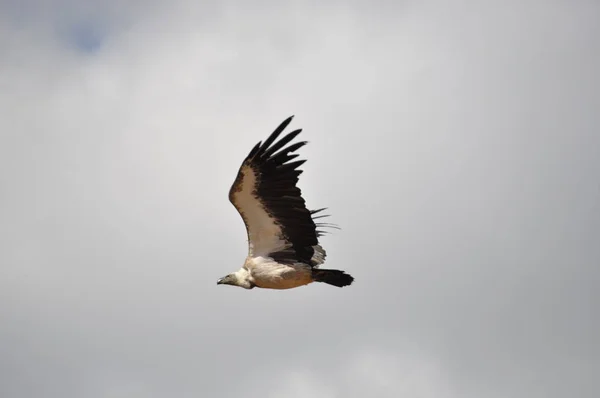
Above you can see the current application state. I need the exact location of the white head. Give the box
[216,268,255,289]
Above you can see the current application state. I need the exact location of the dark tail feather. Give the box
[312,269,354,288]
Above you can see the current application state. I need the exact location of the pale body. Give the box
[229,257,313,290]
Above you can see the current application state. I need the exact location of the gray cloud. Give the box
[1,0,598,397]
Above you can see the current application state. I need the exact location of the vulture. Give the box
[217,116,354,290]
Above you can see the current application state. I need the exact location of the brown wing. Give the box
[228,116,333,266]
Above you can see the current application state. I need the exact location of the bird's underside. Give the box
[243,257,314,290]
[217,115,354,290]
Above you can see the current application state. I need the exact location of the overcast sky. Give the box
[1,1,599,397]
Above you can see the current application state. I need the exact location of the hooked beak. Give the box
[217,274,236,287]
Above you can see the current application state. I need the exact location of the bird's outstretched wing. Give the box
[228,116,334,267]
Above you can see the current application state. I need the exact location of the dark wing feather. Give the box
[228,116,335,266]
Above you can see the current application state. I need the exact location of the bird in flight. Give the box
[217,116,354,290]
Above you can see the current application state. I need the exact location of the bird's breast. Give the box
[248,258,313,290]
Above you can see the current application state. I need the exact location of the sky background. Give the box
[1,1,599,397]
